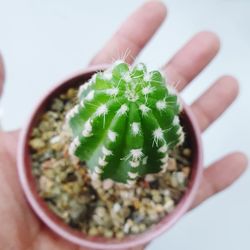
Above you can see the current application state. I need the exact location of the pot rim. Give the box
[17,64,203,250]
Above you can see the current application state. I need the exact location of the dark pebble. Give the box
[149,180,159,189]
[69,219,81,229]
[44,197,57,205]
[64,172,77,182]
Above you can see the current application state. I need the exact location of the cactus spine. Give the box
[66,61,184,184]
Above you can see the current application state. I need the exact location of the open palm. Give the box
[0,2,247,250]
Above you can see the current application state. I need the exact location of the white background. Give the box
[0,0,250,249]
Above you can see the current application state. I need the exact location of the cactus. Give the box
[66,60,184,184]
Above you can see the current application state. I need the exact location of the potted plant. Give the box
[18,60,202,249]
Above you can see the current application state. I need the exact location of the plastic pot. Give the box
[18,65,203,250]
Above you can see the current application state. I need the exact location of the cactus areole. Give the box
[66,61,184,184]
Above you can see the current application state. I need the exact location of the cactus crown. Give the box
[66,61,184,184]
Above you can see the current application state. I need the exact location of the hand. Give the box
[0,2,247,250]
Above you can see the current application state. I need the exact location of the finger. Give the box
[89,1,167,65]
[0,53,5,96]
[191,152,248,209]
[163,31,220,91]
[191,75,239,132]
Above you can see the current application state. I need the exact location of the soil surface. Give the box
[29,87,192,239]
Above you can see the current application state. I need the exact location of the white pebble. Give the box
[164,198,174,213]
[102,179,114,190]
[145,174,155,182]
[113,203,121,213]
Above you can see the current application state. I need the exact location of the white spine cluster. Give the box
[131,122,141,136]
[94,166,103,174]
[144,72,152,82]
[98,157,108,166]
[158,144,168,153]
[139,104,150,115]
[82,119,93,137]
[102,71,113,81]
[85,90,95,101]
[66,105,80,122]
[153,128,164,146]
[102,146,113,156]
[93,147,113,177]
[130,148,144,161]
[156,99,167,111]
[122,72,132,82]
[177,127,185,145]
[78,79,93,98]
[129,160,140,168]
[173,116,180,126]
[95,104,108,117]
[106,87,119,96]
[160,154,169,173]
[69,137,80,155]
[128,172,138,179]
[142,86,154,95]
[117,104,128,116]
[108,130,117,142]
[80,99,85,108]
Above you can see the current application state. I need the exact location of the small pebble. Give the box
[145,174,155,182]
[168,158,177,171]
[183,148,192,157]
[50,135,61,144]
[66,88,76,99]
[123,219,133,234]
[88,227,98,236]
[176,172,186,185]
[131,225,140,234]
[113,203,121,213]
[95,207,107,218]
[116,231,124,239]
[104,230,113,238]
[30,138,45,150]
[155,204,164,213]
[164,197,174,213]
[182,166,191,177]
[51,99,64,112]
[102,179,114,190]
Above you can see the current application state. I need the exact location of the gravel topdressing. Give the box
[30,87,192,239]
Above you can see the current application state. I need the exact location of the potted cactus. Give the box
[18,61,202,249]
[67,61,184,184]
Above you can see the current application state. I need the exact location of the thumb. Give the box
[0,53,5,96]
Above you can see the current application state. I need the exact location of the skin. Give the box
[0,1,248,250]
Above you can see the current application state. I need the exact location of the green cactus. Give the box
[66,60,184,184]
